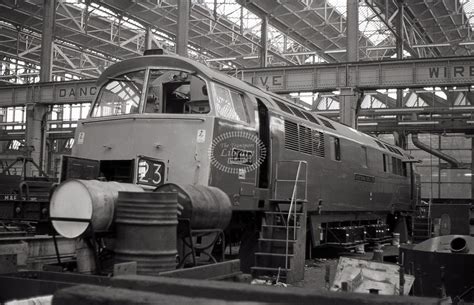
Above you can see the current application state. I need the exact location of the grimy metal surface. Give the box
[236,55,474,93]
[114,191,178,275]
[0,79,97,107]
[155,183,232,230]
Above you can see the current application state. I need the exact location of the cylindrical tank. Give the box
[114,191,178,275]
[154,184,232,230]
[49,179,143,238]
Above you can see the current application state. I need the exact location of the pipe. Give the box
[410,134,460,169]
[450,236,469,254]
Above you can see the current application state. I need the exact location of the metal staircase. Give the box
[251,161,307,283]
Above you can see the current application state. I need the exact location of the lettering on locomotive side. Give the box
[354,173,375,183]
[428,66,474,78]
[58,86,97,99]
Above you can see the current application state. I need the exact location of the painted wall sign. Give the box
[57,85,97,100]
[427,66,474,78]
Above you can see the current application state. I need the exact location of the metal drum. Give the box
[154,184,232,230]
[50,179,143,238]
[114,191,178,275]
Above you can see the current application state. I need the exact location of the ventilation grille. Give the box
[312,131,325,157]
[284,120,299,151]
[284,120,325,157]
[319,118,336,130]
[299,126,313,155]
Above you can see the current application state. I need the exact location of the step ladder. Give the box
[412,203,432,243]
[251,160,307,283]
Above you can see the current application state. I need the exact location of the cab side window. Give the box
[213,83,249,123]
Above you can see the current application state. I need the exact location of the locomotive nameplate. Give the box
[354,173,375,183]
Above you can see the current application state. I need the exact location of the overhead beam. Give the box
[236,55,474,93]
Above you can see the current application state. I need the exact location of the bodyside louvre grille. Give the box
[299,125,313,155]
[312,131,325,157]
[284,120,299,151]
[284,120,326,157]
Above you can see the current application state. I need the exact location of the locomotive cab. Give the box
[71,55,264,210]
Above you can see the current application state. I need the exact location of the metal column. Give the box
[176,0,190,57]
[346,0,358,62]
[144,26,153,51]
[39,0,55,81]
[25,0,55,175]
[260,15,268,68]
[340,0,359,128]
[395,0,407,148]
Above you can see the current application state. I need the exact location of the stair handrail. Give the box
[285,160,303,270]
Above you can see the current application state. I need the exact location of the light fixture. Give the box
[242,55,259,60]
[398,121,439,125]
[412,43,451,48]
[358,122,378,126]
[282,51,317,56]
[374,108,425,113]
[205,57,237,62]
[46,130,73,134]
[449,106,474,111]
[324,49,346,54]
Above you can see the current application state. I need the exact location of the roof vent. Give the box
[144,48,164,56]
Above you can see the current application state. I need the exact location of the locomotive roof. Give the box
[99,54,412,159]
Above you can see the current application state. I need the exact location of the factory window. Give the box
[92,69,145,117]
[330,136,341,161]
[144,69,210,114]
[7,139,23,150]
[213,83,248,123]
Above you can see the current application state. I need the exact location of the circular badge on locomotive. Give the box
[208,131,266,175]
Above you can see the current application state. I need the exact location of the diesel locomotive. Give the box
[51,52,419,276]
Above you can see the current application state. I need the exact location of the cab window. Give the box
[212,83,248,123]
[91,70,145,117]
[144,69,210,114]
